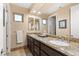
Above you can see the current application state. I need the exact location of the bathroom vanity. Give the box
[26,34,67,56]
[25,34,79,56]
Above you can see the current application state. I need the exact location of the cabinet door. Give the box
[27,36,30,48]
[40,50,48,56]
[30,38,33,54]
[28,37,31,50]
[33,45,40,56]
[27,36,33,53]
[41,43,66,56]
[33,39,40,56]
[34,39,40,47]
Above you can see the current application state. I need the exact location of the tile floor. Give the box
[7,48,32,56]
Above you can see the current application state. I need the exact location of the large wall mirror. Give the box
[28,16,40,31]
[35,19,40,30]
[28,17,34,31]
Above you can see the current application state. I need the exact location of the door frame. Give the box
[48,16,56,35]
[3,3,11,55]
[5,4,11,54]
[0,3,4,55]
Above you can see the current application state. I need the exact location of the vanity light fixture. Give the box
[33,10,36,13]
[38,11,41,14]
[37,11,41,15]
[37,12,41,15]
[31,10,42,15]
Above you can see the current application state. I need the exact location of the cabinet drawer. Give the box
[31,43,34,51]
[33,45,40,55]
[41,43,65,56]
[34,40,40,47]
[33,52,39,56]
[27,36,33,42]
[40,50,48,56]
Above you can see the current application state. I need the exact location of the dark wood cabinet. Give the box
[27,35,67,56]
[33,45,40,56]
[40,42,66,56]
[40,50,48,56]
[27,35,34,54]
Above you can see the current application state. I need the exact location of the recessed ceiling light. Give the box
[32,10,36,13]
[37,11,41,14]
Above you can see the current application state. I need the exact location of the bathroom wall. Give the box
[9,3,76,49]
[56,6,70,36]
[10,4,29,49]
[49,4,77,36]
[10,4,48,49]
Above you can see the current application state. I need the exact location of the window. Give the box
[43,20,46,24]
[14,13,23,22]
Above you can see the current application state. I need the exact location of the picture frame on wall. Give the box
[59,20,67,28]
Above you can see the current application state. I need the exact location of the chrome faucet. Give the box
[57,36,65,41]
[57,35,71,42]
[67,35,73,43]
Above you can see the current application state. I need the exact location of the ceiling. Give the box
[13,3,33,8]
[13,3,70,15]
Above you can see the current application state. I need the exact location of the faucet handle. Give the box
[57,35,62,39]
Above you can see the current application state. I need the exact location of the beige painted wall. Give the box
[10,4,48,49]
[49,4,77,36]
[56,6,70,36]
[10,4,29,49]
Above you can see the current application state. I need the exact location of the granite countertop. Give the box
[27,34,79,56]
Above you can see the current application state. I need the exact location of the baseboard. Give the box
[11,46,27,51]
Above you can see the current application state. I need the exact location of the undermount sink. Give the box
[37,34,48,37]
[49,39,69,46]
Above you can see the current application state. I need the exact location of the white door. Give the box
[71,4,79,39]
[0,3,4,55]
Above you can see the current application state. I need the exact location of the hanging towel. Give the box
[16,30,23,43]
